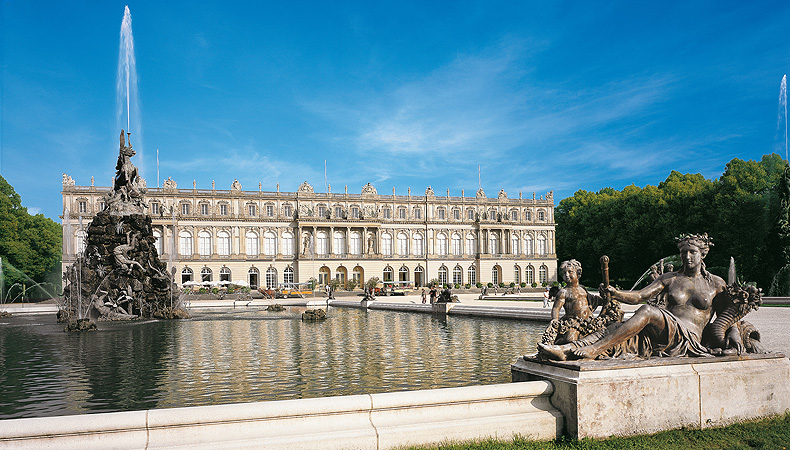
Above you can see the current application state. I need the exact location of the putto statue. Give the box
[538,233,763,360]
[60,131,185,330]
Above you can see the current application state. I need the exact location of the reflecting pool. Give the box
[0,307,544,419]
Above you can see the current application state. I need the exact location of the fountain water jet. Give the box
[779,75,787,160]
[117,6,143,176]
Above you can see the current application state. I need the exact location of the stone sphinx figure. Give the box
[538,233,762,361]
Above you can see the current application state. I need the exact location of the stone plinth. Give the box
[432,303,455,314]
[512,353,790,439]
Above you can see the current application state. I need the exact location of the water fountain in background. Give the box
[780,75,787,160]
[60,131,187,331]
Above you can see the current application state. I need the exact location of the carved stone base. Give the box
[512,353,790,439]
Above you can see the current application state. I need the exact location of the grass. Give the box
[402,413,790,450]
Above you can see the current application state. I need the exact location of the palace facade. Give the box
[61,176,557,290]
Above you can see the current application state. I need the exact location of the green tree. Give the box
[0,176,62,300]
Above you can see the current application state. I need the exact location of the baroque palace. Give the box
[62,175,557,290]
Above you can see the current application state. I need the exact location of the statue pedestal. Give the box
[512,353,790,439]
[432,303,455,315]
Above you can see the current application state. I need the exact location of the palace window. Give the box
[350,231,362,255]
[383,266,393,282]
[198,231,212,256]
[351,206,359,218]
[219,204,228,216]
[510,209,518,221]
[492,266,500,285]
[264,231,277,256]
[453,266,463,285]
[217,231,231,256]
[438,266,448,286]
[318,205,327,217]
[399,266,409,282]
[381,233,393,256]
[75,230,87,254]
[437,233,448,256]
[524,210,532,221]
[382,207,391,219]
[466,234,476,255]
[525,235,534,254]
[451,233,462,256]
[200,203,210,215]
[316,231,328,255]
[151,202,160,215]
[181,267,193,284]
[181,203,190,215]
[78,200,87,214]
[413,207,422,219]
[283,204,293,218]
[514,265,521,284]
[179,231,193,256]
[452,208,460,220]
[526,265,535,285]
[245,231,259,256]
[398,207,406,219]
[397,232,409,256]
[437,208,446,220]
[333,231,346,255]
[99,201,106,212]
[412,234,423,256]
[201,267,212,282]
[467,265,477,285]
[335,206,343,218]
[284,266,295,284]
[267,205,275,217]
[488,209,497,220]
[248,267,259,290]
[153,229,163,255]
[467,208,475,220]
[511,235,519,255]
[537,235,547,255]
[539,265,548,284]
[248,204,256,216]
[489,234,499,255]
[538,210,546,221]
[282,232,294,256]
[220,267,231,282]
[266,267,277,289]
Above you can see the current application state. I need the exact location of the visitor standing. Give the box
[429,286,437,304]
[542,286,550,308]
[421,288,427,304]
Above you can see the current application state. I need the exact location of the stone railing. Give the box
[0,382,562,450]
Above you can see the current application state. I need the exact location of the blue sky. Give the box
[2,1,790,221]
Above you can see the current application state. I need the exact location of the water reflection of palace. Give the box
[62,178,557,289]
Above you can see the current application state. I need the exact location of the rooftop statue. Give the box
[538,233,763,360]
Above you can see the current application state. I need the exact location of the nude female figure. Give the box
[539,233,729,360]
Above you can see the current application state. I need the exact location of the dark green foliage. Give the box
[556,154,786,288]
[0,175,62,298]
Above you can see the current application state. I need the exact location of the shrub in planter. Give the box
[509,282,515,288]
[465,283,471,289]
[531,282,538,288]
[498,282,505,288]
[487,282,494,288]
[476,282,483,288]
[520,282,526,287]
[454,283,460,289]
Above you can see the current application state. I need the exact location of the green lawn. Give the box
[403,413,790,450]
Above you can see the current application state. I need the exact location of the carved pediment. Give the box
[361,183,377,195]
[298,181,314,193]
[498,189,507,199]
[476,188,486,199]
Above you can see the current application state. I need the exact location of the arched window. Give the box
[284,266,295,284]
[524,235,534,255]
[248,267,259,290]
[524,209,532,221]
[318,266,330,286]
[467,265,477,286]
[152,229,163,255]
[282,232,294,256]
[266,267,277,288]
[179,230,193,256]
[353,266,364,285]
[452,266,463,285]
[514,265,521,284]
[398,266,409,282]
[349,231,362,255]
[181,267,193,284]
[492,266,500,285]
[245,231,259,256]
[75,229,87,255]
[539,265,548,284]
[451,233,462,256]
[201,267,212,282]
[466,208,475,220]
[412,233,424,256]
[264,231,277,256]
[537,235,547,255]
[452,208,460,220]
[217,231,231,256]
[413,207,422,219]
[383,266,394,282]
[510,209,518,221]
[397,232,409,256]
[511,235,519,255]
[316,231,329,256]
[414,266,424,287]
[466,234,476,255]
[381,232,393,256]
[526,265,535,285]
[198,230,212,256]
[333,231,346,255]
[220,267,231,282]
[437,233,448,256]
[438,266,448,286]
[489,233,498,255]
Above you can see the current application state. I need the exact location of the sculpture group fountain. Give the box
[60,131,186,330]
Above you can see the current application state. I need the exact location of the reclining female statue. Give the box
[539,233,739,360]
